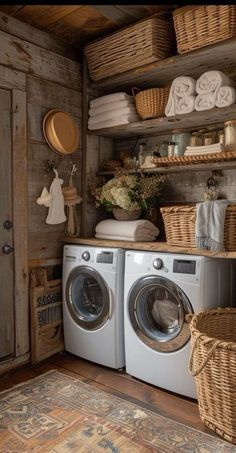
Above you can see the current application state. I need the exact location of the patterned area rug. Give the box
[0,370,235,452]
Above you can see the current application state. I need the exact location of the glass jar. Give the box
[190,131,203,147]
[159,141,168,157]
[224,120,236,151]
[138,142,146,168]
[218,129,224,146]
[171,130,191,156]
[204,132,214,146]
[168,141,175,158]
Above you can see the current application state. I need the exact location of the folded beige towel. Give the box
[88,114,139,130]
[95,233,157,242]
[95,219,160,237]
[90,93,132,108]
[88,107,137,126]
[89,99,135,116]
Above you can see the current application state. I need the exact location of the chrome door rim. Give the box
[128,275,193,352]
[65,265,110,330]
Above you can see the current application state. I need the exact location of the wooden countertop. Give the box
[62,238,236,259]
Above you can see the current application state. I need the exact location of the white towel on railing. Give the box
[195,92,217,111]
[215,86,236,107]
[176,95,196,115]
[95,219,159,237]
[90,93,133,108]
[88,114,140,130]
[195,199,229,252]
[165,76,196,116]
[88,106,137,126]
[89,99,135,116]
[196,70,233,94]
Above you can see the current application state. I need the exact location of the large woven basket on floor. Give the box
[84,15,175,81]
[173,5,236,54]
[189,307,236,443]
[133,87,169,120]
[160,204,236,250]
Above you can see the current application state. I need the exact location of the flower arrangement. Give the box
[91,168,166,213]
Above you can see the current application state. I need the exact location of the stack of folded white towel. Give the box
[195,70,235,111]
[95,219,160,241]
[165,70,236,116]
[185,142,223,156]
[88,92,140,130]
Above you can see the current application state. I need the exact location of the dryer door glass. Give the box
[129,275,193,352]
[65,266,110,330]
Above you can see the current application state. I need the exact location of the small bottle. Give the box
[159,141,168,157]
[190,132,203,147]
[218,129,224,146]
[138,142,146,168]
[168,141,175,157]
[204,132,214,146]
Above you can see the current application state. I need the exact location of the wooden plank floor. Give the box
[0,352,214,437]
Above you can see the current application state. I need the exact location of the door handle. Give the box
[2,245,13,255]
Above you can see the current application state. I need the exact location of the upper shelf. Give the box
[90,37,236,92]
[88,104,236,139]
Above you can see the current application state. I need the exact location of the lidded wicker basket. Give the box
[189,307,236,443]
[160,204,236,250]
[133,87,169,120]
[84,15,176,81]
[173,5,236,54]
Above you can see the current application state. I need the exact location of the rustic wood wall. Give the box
[0,12,82,260]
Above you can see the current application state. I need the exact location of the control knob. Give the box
[82,251,90,261]
[153,258,163,270]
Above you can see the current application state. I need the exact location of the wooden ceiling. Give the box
[0,5,177,49]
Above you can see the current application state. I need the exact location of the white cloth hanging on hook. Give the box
[46,169,66,224]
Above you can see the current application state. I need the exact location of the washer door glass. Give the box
[129,275,193,352]
[65,266,110,330]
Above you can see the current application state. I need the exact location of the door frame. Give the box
[0,68,29,368]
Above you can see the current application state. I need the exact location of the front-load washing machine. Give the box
[124,251,235,398]
[63,245,125,369]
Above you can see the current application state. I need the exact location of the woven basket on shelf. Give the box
[160,204,236,250]
[189,307,236,443]
[173,5,236,54]
[133,87,169,120]
[84,15,175,81]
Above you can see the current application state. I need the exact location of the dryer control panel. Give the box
[173,259,196,274]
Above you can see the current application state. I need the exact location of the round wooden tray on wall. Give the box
[43,109,79,155]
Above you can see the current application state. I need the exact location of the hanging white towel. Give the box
[215,86,236,108]
[195,199,229,252]
[46,169,66,224]
[196,70,233,94]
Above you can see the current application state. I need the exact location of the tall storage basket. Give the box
[189,307,236,443]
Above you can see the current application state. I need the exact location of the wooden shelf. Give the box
[91,37,236,92]
[63,237,236,259]
[88,104,236,139]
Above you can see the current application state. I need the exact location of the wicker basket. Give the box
[84,15,175,81]
[173,5,236,54]
[160,204,236,250]
[189,307,236,443]
[133,87,169,120]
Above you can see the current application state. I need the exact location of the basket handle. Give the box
[131,87,140,98]
[188,334,221,377]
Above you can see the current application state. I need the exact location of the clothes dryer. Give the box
[124,251,235,398]
[63,245,125,369]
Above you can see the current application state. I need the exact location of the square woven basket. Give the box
[173,5,236,54]
[84,15,176,81]
[160,204,236,250]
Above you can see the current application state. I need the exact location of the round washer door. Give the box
[128,275,193,352]
[65,266,110,330]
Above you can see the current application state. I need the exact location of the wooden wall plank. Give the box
[0,65,26,90]
[12,89,29,357]
[0,12,78,59]
[0,29,81,89]
[15,5,81,28]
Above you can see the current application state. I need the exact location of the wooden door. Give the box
[0,88,14,359]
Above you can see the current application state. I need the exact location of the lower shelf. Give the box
[63,237,236,259]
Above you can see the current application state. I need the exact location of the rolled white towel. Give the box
[88,114,139,130]
[196,70,233,94]
[95,233,157,242]
[195,92,216,111]
[89,99,135,116]
[90,92,132,108]
[165,76,196,117]
[215,86,236,108]
[175,95,196,115]
[88,106,138,126]
[95,219,159,237]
